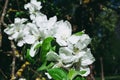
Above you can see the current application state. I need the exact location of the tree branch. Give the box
[10,41,17,80]
[0,0,9,48]
[0,68,8,79]
[0,0,9,27]
[100,57,105,80]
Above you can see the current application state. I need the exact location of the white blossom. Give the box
[4,18,28,46]
[68,34,91,50]
[24,0,42,14]
[35,15,57,39]
[24,23,40,44]
[53,20,72,46]
[4,0,95,78]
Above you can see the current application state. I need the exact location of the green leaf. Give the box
[74,30,85,36]
[40,37,54,62]
[74,76,86,80]
[37,61,47,71]
[26,49,34,63]
[68,69,86,80]
[74,76,81,80]
[48,68,67,80]
[15,11,24,17]
[79,70,86,75]
[67,69,79,80]
[47,62,54,69]
[34,43,42,50]
[37,62,54,71]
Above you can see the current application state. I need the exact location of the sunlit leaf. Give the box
[40,37,55,62]
[48,68,67,80]
[74,30,85,36]
[67,69,79,80]
[74,76,86,80]
[34,43,42,50]
[37,61,54,71]
[37,61,47,71]
[26,49,34,63]
[79,70,86,75]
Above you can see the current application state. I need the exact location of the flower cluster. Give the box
[4,0,95,79]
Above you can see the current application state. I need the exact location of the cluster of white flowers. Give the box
[4,0,95,78]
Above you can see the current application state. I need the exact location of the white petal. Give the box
[46,51,60,61]
[14,18,27,24]
[14,18,21,23]
[4,27,14,35]
[68,35,80,44]
[35,14,47,27]
[73,51,86,62]
[56,38,68,46]
[24,35,36,44]
[81,48,95,66]
[45,73,52,79]
[8,36,14,40]
[17,40,25,47]
[24,3,30,9]
[59,53,75,64]
[29,41,40,57]
[54,20,72,41]
[31,0,42,10]
[24,0,42,13]
[11,32,19,39]
[48,16,57,26]
[18,78,26,80]
[59,47,73,56]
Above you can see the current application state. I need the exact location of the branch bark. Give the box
[0,68,7,79]
[100,57,105,80]
[0,0,9,48]
[10,41,17,80]
[0,0,9,27]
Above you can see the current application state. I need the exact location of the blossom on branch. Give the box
[4,0,95,79]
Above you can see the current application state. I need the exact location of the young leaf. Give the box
[40,37,54,62]
[48,68,67,80]
[26,49,34,63]
[74,30,85,36]
[68,69,87,80]
[34,43,42,50]
[37,61,47,71]
[47,62,54,69]
[74,76,86,80]
[37,61,54,71]
[67,69,79,80]
[79,70,86,75]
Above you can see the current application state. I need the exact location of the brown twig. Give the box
[10,41,17,80]
[0,1,21,79]
[0,68,8,79]
[0,0,9,27]
[0,0,9,48]
[28,67,42,78]
[100,57,105,80]
[87,65,95,80]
